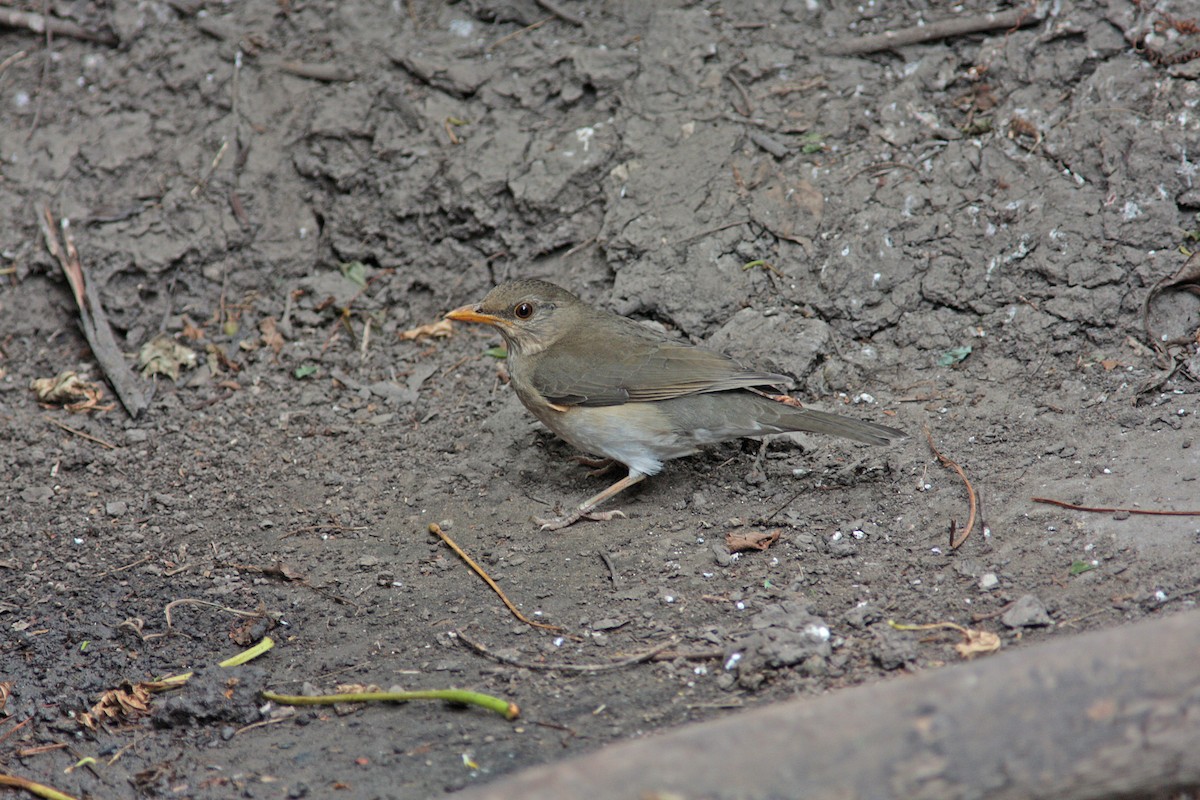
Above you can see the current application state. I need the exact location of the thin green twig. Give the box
[262,688,520,720]
[0,772,80,800]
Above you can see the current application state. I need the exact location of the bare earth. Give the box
[2,1,1199,798]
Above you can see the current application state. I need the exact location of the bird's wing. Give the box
[531,318,792,407]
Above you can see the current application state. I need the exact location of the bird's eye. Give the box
[514,302,534,319]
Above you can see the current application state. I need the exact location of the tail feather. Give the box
[773,404,906,446]
[655,391,907,446]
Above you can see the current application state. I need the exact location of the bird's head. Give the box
[445,279,585,356]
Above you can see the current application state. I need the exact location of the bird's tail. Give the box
[657,391,907,446]
[771,401,906,446]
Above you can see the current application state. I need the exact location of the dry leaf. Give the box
[80,681,158,729]
[30,371,113,413]
[954,628,1001,660]
[400,318,453,341]
[766,393,805,408]
[890,619,1001,660]
[138,334,198,380]
[205,343,242,374]
[725,529,781,553]
[259,317,284,355]
[181,315,205,341]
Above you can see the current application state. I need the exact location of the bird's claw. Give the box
[536,508,627,531]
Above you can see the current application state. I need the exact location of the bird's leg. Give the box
[535,471,646,531]
[571,455,619,477]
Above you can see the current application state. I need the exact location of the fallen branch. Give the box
[1032,497,1200,517]
[43,416,116,449]
[453,630,676,673]
[37,207,149,418]
[827,4,1047,55]
[429,523,563,632]
[925,427,978,549]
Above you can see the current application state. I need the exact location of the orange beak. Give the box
[445,304,508,327]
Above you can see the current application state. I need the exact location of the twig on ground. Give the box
[727,73,753,116]
[487,16,551,51]
[262,687,519,720]
[16,743,68,757]
[95,555,151,579]
[534,0,583,27]
[925,426,978,550]
[0,716,31,747]
[0,5,117,45]
[0,771,79,800]
[429,523,563,632]
[0,49,27,77]
[37,207,149,418]
[43,416,116,449]
[1031,497,1200,517]
[150,598,280,640]
[271,60,356,82]
[827,4,1047,55]
[453,630,676,672]
[190,139,229,197]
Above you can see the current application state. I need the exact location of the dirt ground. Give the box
[2,1,1200,797]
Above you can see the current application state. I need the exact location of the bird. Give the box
[445,279,906,530]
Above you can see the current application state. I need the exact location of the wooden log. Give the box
[458,610,1200,799]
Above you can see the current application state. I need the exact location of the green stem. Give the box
[220,636,275,667]
[0,772,80,800]
[262,688,519,720]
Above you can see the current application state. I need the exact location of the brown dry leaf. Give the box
[30,371,114,413]
[766,392,805,409]
[259,317,284,355]
[725,528,781,553]
[890,619,1001,661]
[205,343,243,374]
[138,334,199,380]
[400,318,453,341]
[335,683,381,695]
[954,628,1001,660]
[181,315,206,341]
[80,682,157,729]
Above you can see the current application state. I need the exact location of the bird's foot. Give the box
[571,456,619,477]
[535,508,627,531]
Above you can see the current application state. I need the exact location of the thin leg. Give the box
[535,471,647,531]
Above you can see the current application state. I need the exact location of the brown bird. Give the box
[446,280,906,529]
